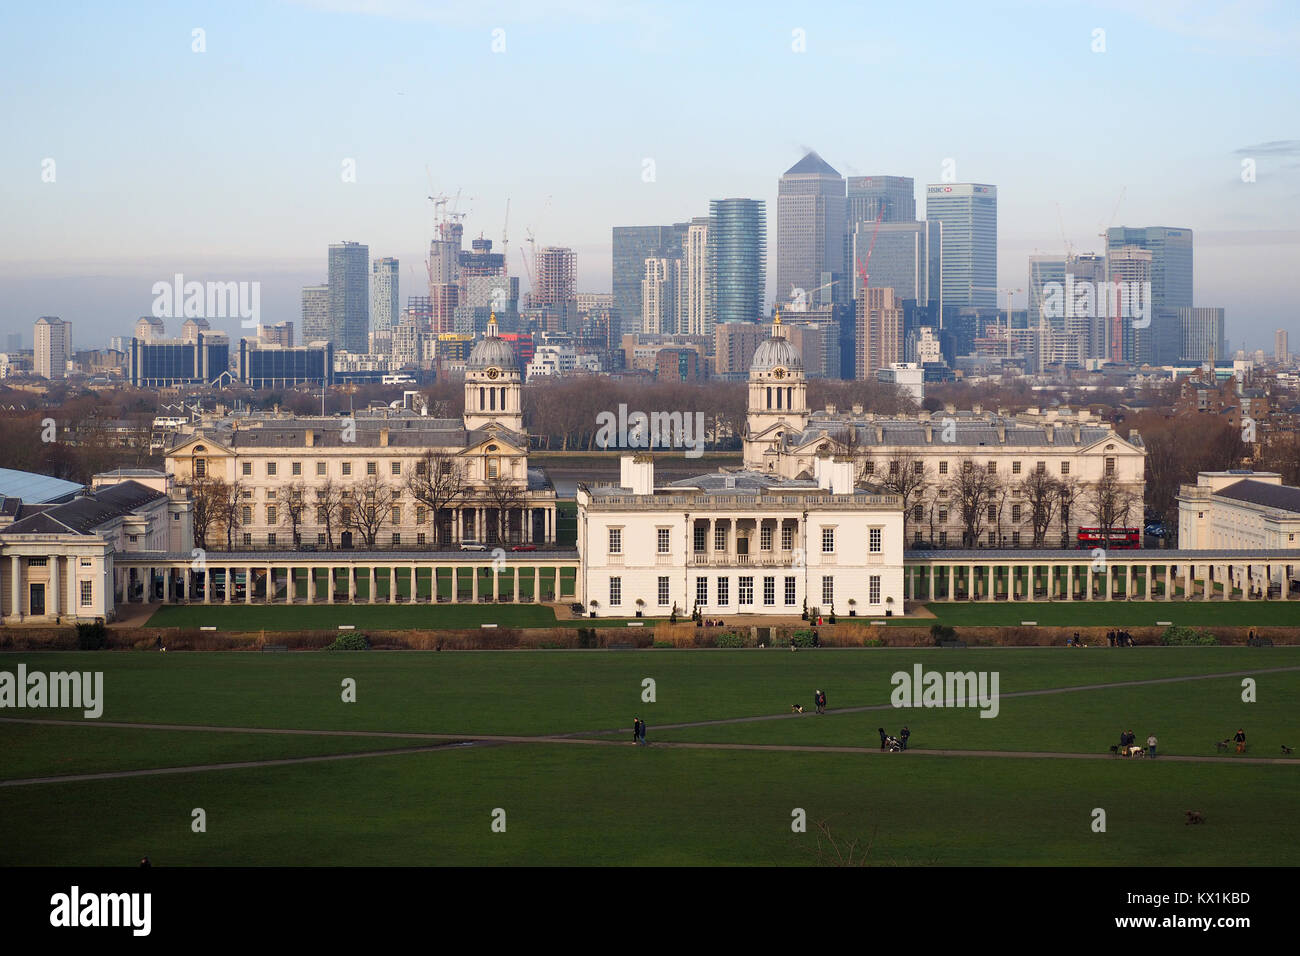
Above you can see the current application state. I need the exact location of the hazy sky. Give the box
[2,0,1297,351]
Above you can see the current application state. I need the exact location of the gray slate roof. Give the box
[787,417,1128,450]
[1,480,166,537]
[1215,479,1300,516]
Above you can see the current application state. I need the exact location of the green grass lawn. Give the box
[144,603,560,631]
[922,600,1300,628]
[2,745,1296,866]
[3,647,1297,865]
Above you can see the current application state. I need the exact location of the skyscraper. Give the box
[1106,227,1193,313]
[1276,329,1289,364]
[856,287,902,381]
[301,285,329,344]
[853,220,941,307]
[777,151,846,307]
[641,258,680,334]
[846,176,916,225]
[708,199,767,325]
[534,247,577,330]
[925,183,997,309]
[328,241,369,353]
[34,316,71,380]
[684,217,712,337]
[612,224,688,336]
[371,257,400,334]
[1107,246,1153,364]
[1179,307,1226,363]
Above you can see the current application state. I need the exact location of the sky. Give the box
[1,0,1297,352]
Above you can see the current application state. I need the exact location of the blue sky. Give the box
[1,0,1297,351]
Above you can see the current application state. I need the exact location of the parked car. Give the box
[511,544,537,552]
[1144,523,1165,537]
[460,542,488,552]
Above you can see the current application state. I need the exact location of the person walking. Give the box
[638,717,647,746]
[900,726,911,750]
[1234,728,1246,753]
[633,716,642,746]
[878,727,888,751]
[1147,733,1157,758]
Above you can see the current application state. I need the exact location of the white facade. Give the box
[579,454,905,618]
[34,316,71,380]
[1179,472,1300,551]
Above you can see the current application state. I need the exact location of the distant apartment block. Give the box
[34,316,72,380]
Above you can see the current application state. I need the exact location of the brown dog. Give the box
[1185,810,1205,825]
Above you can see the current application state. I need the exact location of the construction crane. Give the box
[972,286,1023,359]
[853,207,885,301]
[501,198,510,276]
[519,226,536,294]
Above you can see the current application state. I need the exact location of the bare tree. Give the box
[281,481,308,547]
[878,450,930,543]
[1089,470,1137,540]
[405,450,466,547]
[180,475,226,550]
[315,478,343,550]
[480,473,525,544]
[1018,470,1061,547]
[1056,476,1085,548]
[346,474,396,548]
[947,459,999,548]
[217,479,245,551]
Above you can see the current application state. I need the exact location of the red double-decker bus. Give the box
[1076,527,1140,549]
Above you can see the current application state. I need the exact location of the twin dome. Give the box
[750,321,803,374]
[467,318,517,371]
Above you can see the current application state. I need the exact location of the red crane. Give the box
[855,206,885,300]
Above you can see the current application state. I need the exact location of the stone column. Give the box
[513,568,521,603]
[411,565,419,603]
[50,557,61,616]
[472,566,479,602]
[1066,566,1074,601]
[1281,566,1290,600]
[328,568,336,604]
[10,555,20,620]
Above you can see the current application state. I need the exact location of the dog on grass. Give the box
[1215,739,1230,752]
[1185,810,1205,825]
[1283,745,1294,755]
[1108,745,1120,756]
[790,704,804,714]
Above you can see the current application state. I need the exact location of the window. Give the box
[242,506,252,524]
[913,460,924,474]
[267,462,277,477]
[28,558,47,567]
[392,506,401,525]
[760,525,772,551]
[869,528,882,553]
[913,505,923,522]
[1012,460,1021,475]
[342,462,352,477]
[987,461,996,474]
[763,576,775,606]
[1105,457,1116,476]
[267,533,277,547]
[243,533,252,546]
[267,489,277,500]
[608,528,622,554]
[417,533,426,546]
[863,461,875,475]
[821,576,834,606]
[1060,461,1070,475]
[609,577,622,606]
[658,576,670,606]
[1012,531,1021,546]
[962,461,973,473]
[1036,461,1045,475]
[242,461,252,476]
[987,505,997,522]
[242,490,252,499]
[939,531,948,546]
[194,459,207,478]
[657,528,670,554]
[695,577,708,608]
[80,557,91,567]
[714,526,726,551]
[292,461,302,476]
[80,581,93,606]
[341,507,352,524]
[938,461,948,475]
[785,576,797,605]
[938,508,948,522]
[416,506,427,524]
[317,462,327,476]
[738,576,754,605]
[487,459,499,479]
[266,506,277,525]
[869,575,881,604]
[914,531,923,544]
[367,461,377,476]
[1011,504,1021,522]
[317,533,326,545]
[781,525,793,551]
[391,461,402,477]
[987,532,996,546]
[717,577,729,605]
[127,535,138,543]
[391,533,401,546]
[821,527,834,553]
[694,526,706,553]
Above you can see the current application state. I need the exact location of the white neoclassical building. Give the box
[0,469,192,623]
[165,317,559,549]
[742,314,1146,548]
[1179,471,1300,552]
[578,452,905,618]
